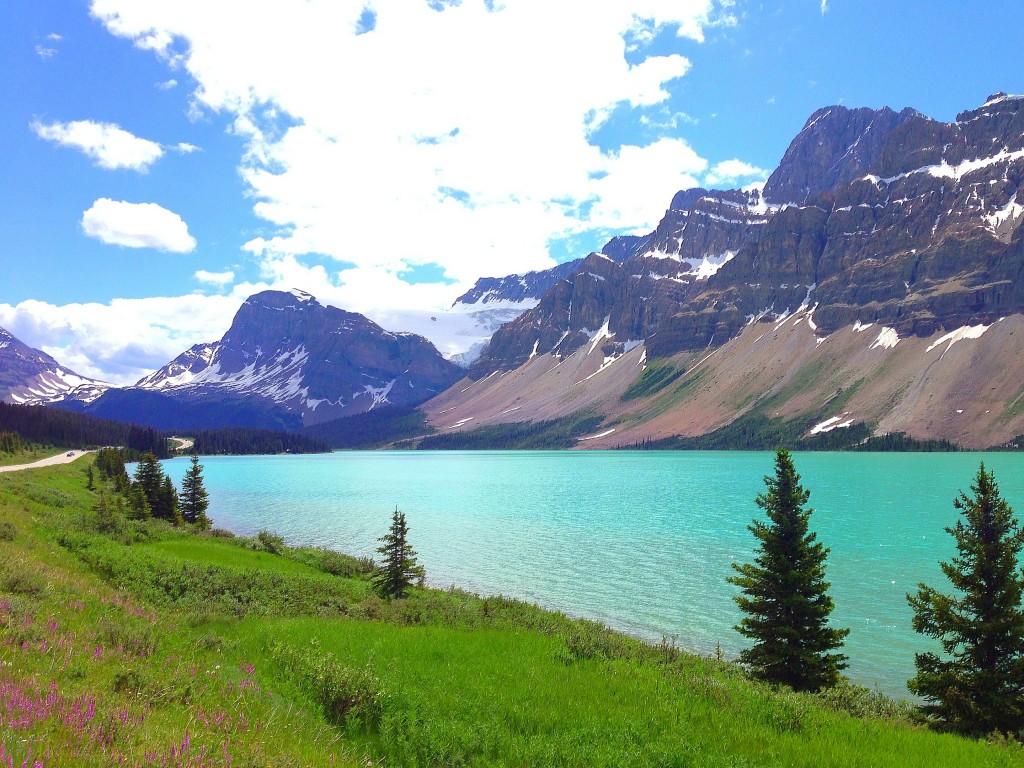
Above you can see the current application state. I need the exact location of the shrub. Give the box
[0,520,17,542]
[256,530,286,554]
[271,639,387,729]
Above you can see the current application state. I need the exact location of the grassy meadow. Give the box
[1,457,1022,766]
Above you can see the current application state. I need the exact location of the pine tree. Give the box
[180,454,211,530]
[372,508,424,599]
[907,463,1024,736]
[728,448,849,691]
[133,452,164,512]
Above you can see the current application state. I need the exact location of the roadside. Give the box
[0,449,93,474]
[169,436,195,452]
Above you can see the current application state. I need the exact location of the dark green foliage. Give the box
[988,434,1024,451]
[0,402,168,458]
[179,454,211,530]
[417,411,603,450]
[189,426,330,455]
[306,405,434,449]
[907,464,1024,736]
[94,447,130,490]
[729,448,849,692]
[256,530,286,554]
[86,464,95,491]
[284,546,376,578]
[373,508,424,599]
[0,430,23,453]
[132,453,165,513]
[0,519,17,542]
[852,433,960,452]
[620,359,685,401]
[159,475,183,525]
[126,483,151,520]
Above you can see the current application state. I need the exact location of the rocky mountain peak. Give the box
[762,104,919,205]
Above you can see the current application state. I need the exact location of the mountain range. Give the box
[3,93,1024,448]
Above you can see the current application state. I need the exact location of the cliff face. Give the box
[471,95,1024,374]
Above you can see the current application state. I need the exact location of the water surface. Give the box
[162,450,1024,697]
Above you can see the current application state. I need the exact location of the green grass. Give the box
[0,445,65,467]
[1,461,1022,766]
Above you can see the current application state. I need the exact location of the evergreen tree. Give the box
[372,508,424,599]
[180,454,211,529]
[86,464,95,491]
[728,448,849,691]
[908,463,1024,735]
[133,452,164,511]
[127,483,151,520]
[157,475,183,525]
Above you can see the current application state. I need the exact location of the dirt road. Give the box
[0,450,93,474]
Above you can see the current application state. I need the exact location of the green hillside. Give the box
[0,460,1020,766]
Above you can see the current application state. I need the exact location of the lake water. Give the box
[161,450,1024,698]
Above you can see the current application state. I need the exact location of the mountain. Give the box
[423,94,1024,449]
[78,289,463,431]
[389,252,637,368]
[0,327,110,406]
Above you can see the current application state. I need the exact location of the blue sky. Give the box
[1,0,1022,382]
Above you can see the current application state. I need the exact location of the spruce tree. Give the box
[372,508,424,599]
[728,448,849,691]
[907,463,1024,736]
[180,454,211,530]
[132,452,164,512]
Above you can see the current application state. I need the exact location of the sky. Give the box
[1,0,1022,384]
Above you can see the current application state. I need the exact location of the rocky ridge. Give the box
[0,327,110,406]
[471,94,1024,375]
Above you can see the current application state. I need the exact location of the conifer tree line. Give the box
[90,448,210,530]
[731,449,1024,739]
[0,403,168,458]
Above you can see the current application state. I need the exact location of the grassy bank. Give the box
[1,460,1021,766]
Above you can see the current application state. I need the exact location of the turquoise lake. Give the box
[161,450,1024,698]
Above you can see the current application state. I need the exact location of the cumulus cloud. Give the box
[88,0,742,314]
[81,198,197,252]
[157,78,178,90]
[0,294,244,385]
[704,159,770,187]
[35,45,58,59]
[32,119,164,171]
[195,269,235,286]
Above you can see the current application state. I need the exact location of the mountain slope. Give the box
[0,327,110,406]
[426,94,1024,449]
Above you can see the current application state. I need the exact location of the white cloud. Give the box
[0,294,244,385]
[89,0,735,315]
[32,119,164,171]
[157,78,178,90]
[174,142,200,154]
[48,33,64,41]
[81,198,197,253]
[35,45,58,59]
[195,269,235,286]
[704,159,770,187]
[820,0,828,15]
